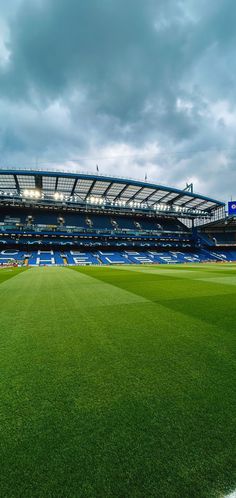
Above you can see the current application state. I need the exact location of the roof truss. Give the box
[0,170,224,216]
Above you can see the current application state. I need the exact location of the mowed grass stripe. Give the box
[73,265,236,302]
[73,265,236,357]
[110,263,236,279]
[199,276,236,286]
[0,266,235,497]
[0,267,27,286]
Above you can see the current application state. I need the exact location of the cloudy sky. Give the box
[0,0,235,202]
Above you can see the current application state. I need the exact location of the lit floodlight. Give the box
[23,189,41,199]
[54,192,64,201]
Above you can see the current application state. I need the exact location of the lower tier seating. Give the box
[1,248,236,265]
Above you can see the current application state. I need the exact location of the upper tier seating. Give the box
[0,208,187,233]
[209,232,236,244]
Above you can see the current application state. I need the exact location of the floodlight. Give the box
[54,192,64,201]
[23,189,41,199]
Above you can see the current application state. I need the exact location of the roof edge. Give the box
[0,167,225,207]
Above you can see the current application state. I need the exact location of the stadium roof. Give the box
[0,169,224,216]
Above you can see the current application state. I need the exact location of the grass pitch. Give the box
[0,264,235,498]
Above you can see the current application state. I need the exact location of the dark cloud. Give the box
[0,0,235,202]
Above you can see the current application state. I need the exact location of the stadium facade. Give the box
[0,168,234,266]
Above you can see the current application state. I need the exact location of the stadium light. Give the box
[54,192,64,201]
[23,189,41,199]
[86,196,106,206]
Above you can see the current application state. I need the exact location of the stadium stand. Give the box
[200,217,236,245]
[1,248,236,266]
[0,169,229,265]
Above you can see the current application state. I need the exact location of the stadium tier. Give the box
[1,249,236,266]
[200,216,236,245]
[0,169,230,265]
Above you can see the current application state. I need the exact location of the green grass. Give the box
[0,264,235,498]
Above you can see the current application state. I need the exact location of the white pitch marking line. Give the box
[224,491,236,498]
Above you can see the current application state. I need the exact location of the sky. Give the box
[0,0,235,203]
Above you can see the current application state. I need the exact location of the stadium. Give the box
[0,167,233,266]
[0,167,235,498]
